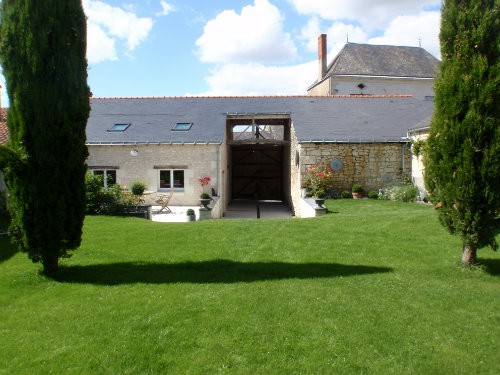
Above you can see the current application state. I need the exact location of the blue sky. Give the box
[0,0,442,106]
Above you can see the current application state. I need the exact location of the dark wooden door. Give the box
[232,146,283,200]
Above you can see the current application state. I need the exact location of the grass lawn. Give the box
[1,200,499,374]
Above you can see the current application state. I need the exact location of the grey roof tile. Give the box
[87,96,434,144]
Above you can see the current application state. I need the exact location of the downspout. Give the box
[216,144,220,196]
[402,142,407,177]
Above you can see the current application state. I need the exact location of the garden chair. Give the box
[155,189,175,213]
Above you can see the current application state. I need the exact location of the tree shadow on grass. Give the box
[50,260,392,285]
[478,258,500,276]
[0,237,18,264]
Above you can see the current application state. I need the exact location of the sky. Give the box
[0,0,442,107]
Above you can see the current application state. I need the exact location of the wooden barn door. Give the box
[231,145,283,200]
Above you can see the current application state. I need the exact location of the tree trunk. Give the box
[461,245,477,265]
[42,256,59,274]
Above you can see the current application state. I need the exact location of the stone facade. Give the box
[87,143,222,207]
[297,142,412,194]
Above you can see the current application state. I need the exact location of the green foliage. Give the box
[314,188,326,199]
[85,172,131,214]
[368,190,379,199]
[411,139,426,159]
[341,190,350,199]
[186,209,195,216]
[385,184,419,203]
[200,192,211,200]
[424,0,500,256]
[0,0,90,273]
[352,184,363,193]
[130,181,147,197]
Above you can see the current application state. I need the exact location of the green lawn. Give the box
[1,200,499,375]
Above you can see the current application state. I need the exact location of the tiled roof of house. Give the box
[310,43,440,88]
[87,95,434,144]
[0,108,9,145]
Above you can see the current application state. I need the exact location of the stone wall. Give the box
[299,142,412,193]
[87,144,221,206]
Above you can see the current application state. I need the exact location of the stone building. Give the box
[308,34,440,100]
[86,95,433,217]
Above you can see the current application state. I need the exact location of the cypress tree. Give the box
[0,0,90,273]
[424,0,500,264]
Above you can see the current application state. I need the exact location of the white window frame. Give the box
[158,169,185,191]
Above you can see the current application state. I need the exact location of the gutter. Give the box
[86,141,223,145]
[298,138,410,144]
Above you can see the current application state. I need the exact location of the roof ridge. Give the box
[90,95,413,100]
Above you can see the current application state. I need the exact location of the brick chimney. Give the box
[318,34,327,81]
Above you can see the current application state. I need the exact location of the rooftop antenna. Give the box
[418,37,421,47]
[346,34,349,43]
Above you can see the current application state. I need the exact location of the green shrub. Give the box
[200,192,211,200]
[186,209,195,216]
[386,184,419,203]
[85,172,131,214]
[368,191,379,199]
[341,191,350,199]
[352,184,363,193]
[130,181,147,196]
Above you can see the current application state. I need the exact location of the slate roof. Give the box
[87,95,434,144]
[310,43,440,88]
[0,108,9,145]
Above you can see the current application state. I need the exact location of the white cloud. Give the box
[287,0,440,32]
[83,0,153,63]
[194,61,316,96]
[156,1,174,17]
[196,0,297,64]
[298,16,321,52]
[87,23,118,64]
[367,11,441,58]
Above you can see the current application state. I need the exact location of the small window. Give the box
[108,123,130,132]
[172,123,192,131]
[159,170,184,189]
[93,170,117,187]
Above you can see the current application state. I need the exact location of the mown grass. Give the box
[0,200,499,375]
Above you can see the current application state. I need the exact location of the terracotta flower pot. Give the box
[352,192,363,199]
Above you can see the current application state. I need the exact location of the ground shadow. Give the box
[50,259,392,285]
[0,237,18,264]
[478,258,500,276]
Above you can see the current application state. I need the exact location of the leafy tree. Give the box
[0,0,90,273]
[424,0,500,264]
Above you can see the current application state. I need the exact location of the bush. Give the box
[352,184,363,193]
[200,192,211,199]
[130,181,147,196]
[386,184,419,203]
[186,209,195,216]
[368,191,379,199]
[85,172,132,214]
[341,191,350,199]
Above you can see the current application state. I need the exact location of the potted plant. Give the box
[314,189,326,208]
[186,208,196,222]
[352,184,363,199]
[341,190,350,199]
[198,176,212,208]
[199,192,212,208]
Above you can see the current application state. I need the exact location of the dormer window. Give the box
[108,123,130,132]
[172,122,192,131]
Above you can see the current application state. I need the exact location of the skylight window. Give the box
[108,123,130,132]
[172,122,192,131]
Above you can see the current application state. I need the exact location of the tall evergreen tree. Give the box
[0,0,90,273]
[424,0,500,264]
